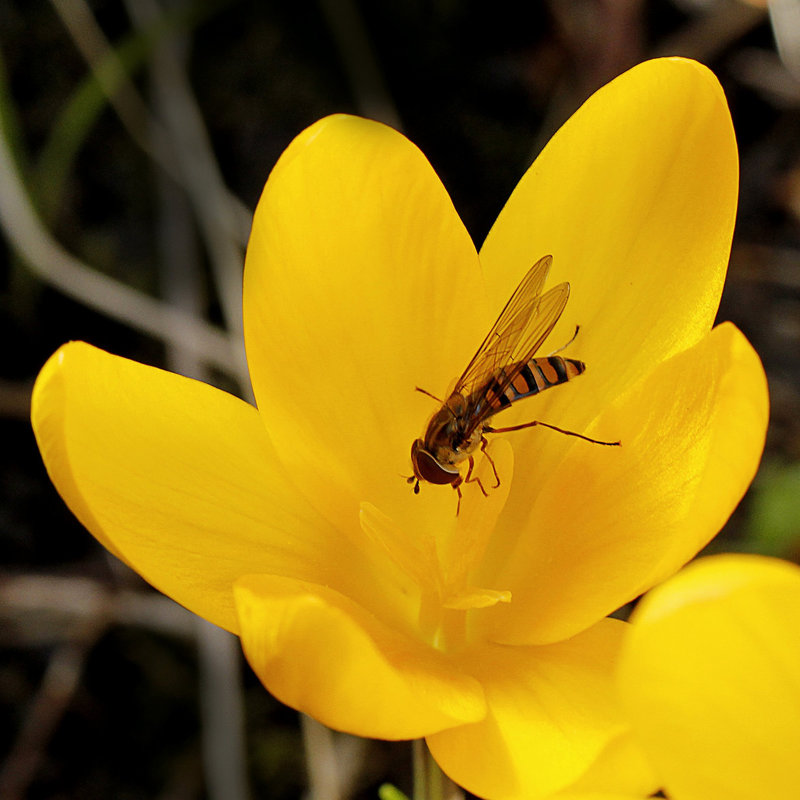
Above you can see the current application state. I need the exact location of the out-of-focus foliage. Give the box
[744,462,800,558]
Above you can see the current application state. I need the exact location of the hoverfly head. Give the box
[410,438,460,487]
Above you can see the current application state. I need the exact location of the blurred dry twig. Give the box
[0,108,240,374]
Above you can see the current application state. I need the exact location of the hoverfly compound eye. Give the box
[412,442,460,486]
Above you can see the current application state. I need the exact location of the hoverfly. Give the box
[409,255,619,513]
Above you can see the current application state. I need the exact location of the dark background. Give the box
[2,1,799,798]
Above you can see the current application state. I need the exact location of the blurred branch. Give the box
[302,715,343,800]
[0,629,105,800]
[196,620,251,800]
[0,106,241,375]
[318,0,403,129]
[301,716,367,800]
[654,0,766,61]
[125,0,249,352]
[0,575,198,798]
[48,0,252,247]
[0,574,253,800]
[0,575,197,643]
[412,739,465,800]
[770,0,800,81]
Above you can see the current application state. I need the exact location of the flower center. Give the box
[360,439,514,652]
[418,587,511,654]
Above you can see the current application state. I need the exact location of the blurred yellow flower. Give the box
[553,557,800,800]
[615,554,800,800]
[31,57,768,799]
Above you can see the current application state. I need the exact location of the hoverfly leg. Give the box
[547,324,580,356]
[451,475,464,516]
[485,420,620,447]
[463,455,489,497]
[478,436,501,488]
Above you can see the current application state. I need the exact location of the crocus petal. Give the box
[243,114,488,529]
[558,731,658,798]
[480,58,737,428]
[551,795,646,800]
[234,574,486,740]
[359,438,514,617]
[427,619,650,800]
[617,554,800,800]
[31,342,389,632]
[480,322,768,645]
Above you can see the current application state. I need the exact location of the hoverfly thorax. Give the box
[408,254,620,514]
[410,393,482,492]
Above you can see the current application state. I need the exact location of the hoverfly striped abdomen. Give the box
[480,356,586,414]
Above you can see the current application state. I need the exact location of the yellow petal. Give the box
[355,437,514,628]
[443,587,511,611]
[558,730,658,798]
[427,619,649,800]
[234,573,486,740]
[31,342,390,632]
[359,439,513,605]
[480,59,737,431]
[437,437,514,607]
[551,795,646,800]
[618,554,800,800]
[243,114,488,530]
[481,322,768,645]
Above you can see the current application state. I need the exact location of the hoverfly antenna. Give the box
[415,386,444,404]
[415,385,459,422]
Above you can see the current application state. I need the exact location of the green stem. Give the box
[412,739,445,800]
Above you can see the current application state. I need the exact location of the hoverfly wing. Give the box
[455,254,553,399]
[459,280,570,434]
[502,280,570,376]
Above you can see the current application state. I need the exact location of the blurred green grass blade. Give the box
[744,461,800,558]
[33,29,153,220]
[378,784,411,800]
[0,47,31,178]
[33,0,223,222]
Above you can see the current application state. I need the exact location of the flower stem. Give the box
[412,739,445,800]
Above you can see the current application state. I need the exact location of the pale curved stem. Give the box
[48,0,252,247]
[123,0,250,343]
[0,109,242,376]
[196,620,251,800]
[412,741,463,800]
